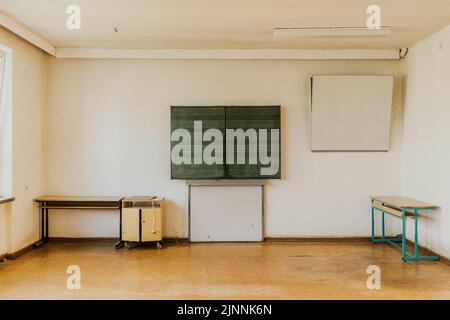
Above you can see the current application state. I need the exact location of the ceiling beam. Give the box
[0,10,399,61]
[55,48,399,60]
[0,11,56,56]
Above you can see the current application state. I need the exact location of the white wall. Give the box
[0,42,13,257]
[47,58,403,238]
[0,27,47,254]
[402,25,450,258]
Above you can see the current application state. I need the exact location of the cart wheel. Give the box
[156,241,162,249]
[115,241,125,249]
[126,242,138,249]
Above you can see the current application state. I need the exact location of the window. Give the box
[0,45,12,197]
[0,52,4,112]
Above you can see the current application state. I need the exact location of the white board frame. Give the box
[188,181,265,242]
[310,75,394,152]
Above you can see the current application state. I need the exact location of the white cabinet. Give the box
[120,197,165,247]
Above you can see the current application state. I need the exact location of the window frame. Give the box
[0,51,5,114]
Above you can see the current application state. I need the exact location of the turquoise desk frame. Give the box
[371,196,440,262]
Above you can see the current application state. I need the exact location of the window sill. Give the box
[0,197,15,205]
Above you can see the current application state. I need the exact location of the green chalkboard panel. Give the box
[225,106,281,179]
[171,106,225,179]
[170,106,281,180]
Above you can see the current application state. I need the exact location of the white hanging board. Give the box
[311,75,394,151]
[189,185,263,242]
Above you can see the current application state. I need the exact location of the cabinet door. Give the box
[122,208,140,242]
[142,208,162,241]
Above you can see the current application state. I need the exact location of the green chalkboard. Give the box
[170,106,281,180]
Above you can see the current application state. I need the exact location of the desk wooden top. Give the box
[371,196,438,209]
[35,195,124,203]
[123,196,158,202]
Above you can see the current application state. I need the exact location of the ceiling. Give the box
[0,0,449,49]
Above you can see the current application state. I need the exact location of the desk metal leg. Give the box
[381,212,385,240]
[33,203,46,248]
[115,207,125,249]
[42,205,45,240]
[45,207,49,243]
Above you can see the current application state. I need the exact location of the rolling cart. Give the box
[116,196,165,249]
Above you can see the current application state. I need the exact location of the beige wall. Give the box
[0,18,449,258]
[0,25,406,251]
[46,58,404,238]
[0,27,47,254]
[402,25,450,258]
[0,204,11,256]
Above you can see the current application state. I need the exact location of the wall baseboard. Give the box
[4,243,34,260]
[47,237,189,243]
[43,237,372,244]
[164,238,189,243]
[264,236,372,243]
[48,237,118,243]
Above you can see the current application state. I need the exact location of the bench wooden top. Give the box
[371,196,438,209]
[35,195,124,203]
[371,202,413,217]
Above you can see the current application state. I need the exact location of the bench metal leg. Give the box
[401,210,406,261]
[371,205,375,242]
[403,209,440,262]
[403,256,440,261]
[414,209,419,259]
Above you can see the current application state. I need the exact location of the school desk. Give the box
[370,196,439,262]
[33,195,124,248]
